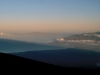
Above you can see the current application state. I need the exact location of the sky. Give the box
[0,0,100,34]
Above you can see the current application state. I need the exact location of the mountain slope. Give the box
[12,48,100,68]
[1,52,99,73]
[0,52,66,70]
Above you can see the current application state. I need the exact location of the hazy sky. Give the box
[0,0,100,33]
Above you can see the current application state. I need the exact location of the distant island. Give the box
[50,32,100,51]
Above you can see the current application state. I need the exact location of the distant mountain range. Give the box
[53,32,100,43]
[50,32,100,51]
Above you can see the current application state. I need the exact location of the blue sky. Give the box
[0,0,100,33]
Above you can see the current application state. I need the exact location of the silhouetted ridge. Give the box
[0,52,99,73]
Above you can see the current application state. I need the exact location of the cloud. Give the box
[0,32,13,36]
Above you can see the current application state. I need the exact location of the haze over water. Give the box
[0,32,71,43]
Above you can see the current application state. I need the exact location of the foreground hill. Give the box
[1,52,99,73]
[1,52,100,73]
[0,52,66,71]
